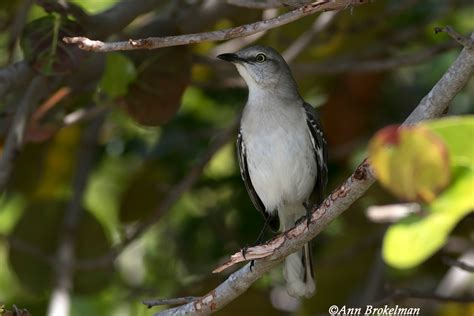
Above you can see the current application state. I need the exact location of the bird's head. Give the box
[217,45,298,94]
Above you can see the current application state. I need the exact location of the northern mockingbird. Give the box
[218,45,328,298]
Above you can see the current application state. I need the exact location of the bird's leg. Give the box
[242,215,271,271]
[303,201,312,229]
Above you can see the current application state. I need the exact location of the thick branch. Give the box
[154,31,474,316]
[63,0,369,52]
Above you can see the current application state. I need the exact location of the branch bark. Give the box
[63,0,370,52]
[153,31,474,316]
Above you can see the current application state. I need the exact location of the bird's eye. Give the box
[255,53,266,63]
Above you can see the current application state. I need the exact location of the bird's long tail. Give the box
[283,241,315,298]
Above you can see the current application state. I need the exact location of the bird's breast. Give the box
[241,105,317,212]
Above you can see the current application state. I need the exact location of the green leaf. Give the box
[382,166,474,269]
[368,125,451,202]
[70,0,120,14]
[20,16,84,76]
[424,115,474,169]
[98,53,136,98]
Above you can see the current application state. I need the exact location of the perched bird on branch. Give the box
[218,45,328,298]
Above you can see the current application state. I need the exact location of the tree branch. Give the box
[210,8,279,56]
[1,0,168,101]
[152,30,474,316]
[442,256,474,273]
[0,76,47,192]
[143,297,199,308]
[47,114,105,316]
[435,26,474,50]
[0,61,34,100]
[226,0,286,9]
[63,0,370,52]
[203,41,458,89]
[228,0,322,9]
[282,10,339,63]
[0,233,55,266]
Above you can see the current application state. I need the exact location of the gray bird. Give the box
[218,45,328,298]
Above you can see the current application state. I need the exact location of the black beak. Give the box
[217,53,245,63]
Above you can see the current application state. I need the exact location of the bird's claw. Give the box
[242,246,256,271]
[303,201,312,229]
[241,246,249,260]
[250,260,256,271]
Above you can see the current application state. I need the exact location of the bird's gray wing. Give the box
[303,102,328,206]
[237,129,280,231]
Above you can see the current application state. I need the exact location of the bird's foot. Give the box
[303,201,312,229]
[241,246,249,260]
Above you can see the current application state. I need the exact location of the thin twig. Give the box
[282,10,339,63]
[153,30,474,315]
[226,0,285,9]
[63,0,370,52]
[442,256,474,273]
[62,105,109,127]
[211,8,279,56]
[294,41,458,74]
[0,233,55,266]
[31,87,71,123]
[143,297,199,308]
[34,0,88,24]
[435,26,474,49]
[205,41,457,88]
[7,0,33,63]
[366,203,421,223]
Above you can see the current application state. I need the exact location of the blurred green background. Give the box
[0,0,473,315]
